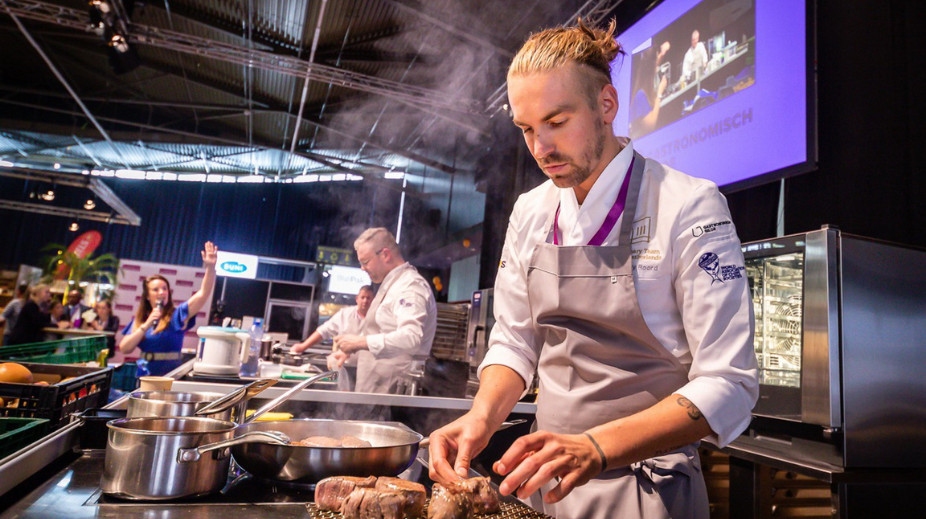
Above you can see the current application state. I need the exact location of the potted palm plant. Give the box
[40,244,120,303]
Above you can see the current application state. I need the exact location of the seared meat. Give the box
[457,477,500,514]
[315,476,377,512]
[428,483,472,519]
[375,477,426,517]
[341,435,373,448]
[296,435,343,447]
[342,487,409,519]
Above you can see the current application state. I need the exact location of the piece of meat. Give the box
[427,482,471,519]
[375,477,426,517]
[314,476,377,512]
[341,487,409,519]
[457,477,500,514]
[295,435,342,447]
[340,435,373,448]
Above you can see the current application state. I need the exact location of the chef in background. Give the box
[428,20,757,519]
[291,284,374,391]
[332,228,437,396]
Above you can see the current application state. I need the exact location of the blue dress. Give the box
[122,302,196,376]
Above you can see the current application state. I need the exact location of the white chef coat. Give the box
[317,305,363,367]
[481,138,758,447]
[365,263,437,361]
[683,42,709,80]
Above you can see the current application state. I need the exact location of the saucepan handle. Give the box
[177,430,291,463]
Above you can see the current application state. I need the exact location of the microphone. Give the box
[156,300,164,312]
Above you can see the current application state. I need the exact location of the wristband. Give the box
[584,432,608,472]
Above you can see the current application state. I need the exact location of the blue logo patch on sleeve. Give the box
[698,252,745,285]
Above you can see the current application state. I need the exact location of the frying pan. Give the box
[192,417,526,484]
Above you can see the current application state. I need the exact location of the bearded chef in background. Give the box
[428,20,758,519]
[331,227,437,396]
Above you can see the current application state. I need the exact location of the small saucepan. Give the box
[101,372,334,500]
[126,378,276,422]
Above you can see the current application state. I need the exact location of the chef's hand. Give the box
[493,430,603,504]
[428,413,493,484]
[327,350,349,370]
[201,241,218,269]
[333,334,367,354]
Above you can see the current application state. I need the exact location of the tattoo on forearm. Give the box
[676,396,703,420]
[654,444,686,456]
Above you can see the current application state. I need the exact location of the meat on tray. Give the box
[315,476,377,512]
[342,487,411,519]
[315,476,425,517]
[314,475,498,519]
[428,477,500,519]
[428,482,472,519]
[293,435,373,448]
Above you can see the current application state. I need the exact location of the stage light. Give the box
[40,189,55,201]
[84,199,96,210]
[69,221,80,232]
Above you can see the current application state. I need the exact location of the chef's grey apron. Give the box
[525,152,708,519]
[355,263,416,395]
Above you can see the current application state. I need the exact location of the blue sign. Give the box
[221,261,247,274]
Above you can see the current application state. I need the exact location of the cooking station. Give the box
[0,361,540,519]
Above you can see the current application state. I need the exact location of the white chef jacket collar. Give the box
[558,138,635,246]
[380,261,411,287]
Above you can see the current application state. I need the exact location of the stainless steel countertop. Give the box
[1,450,324,518]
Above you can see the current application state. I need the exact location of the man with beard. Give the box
[428,20,757,519]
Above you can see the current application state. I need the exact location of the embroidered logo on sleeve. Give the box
[698,252,745,285]
[398,298,414,308]
[692,220,732,238]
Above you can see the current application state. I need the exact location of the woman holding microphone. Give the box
[118,242,217,376]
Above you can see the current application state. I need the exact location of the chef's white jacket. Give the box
[365,263,437,361]
[317,305,363,367]
[683,41,709,80]
[481,139,759,447]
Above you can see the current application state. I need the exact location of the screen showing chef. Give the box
[613,0,809,189]
[627,0,756,140]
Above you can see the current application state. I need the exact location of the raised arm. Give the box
[185,241,217,320]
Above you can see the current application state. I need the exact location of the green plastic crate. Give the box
[0,362,114,430]
[0,417,49,460]
[0,335,106,364]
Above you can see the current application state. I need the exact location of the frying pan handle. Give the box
[177,430,292,463]
[195,379,277,416]
[245,370,339,423]
[418,419,527,449]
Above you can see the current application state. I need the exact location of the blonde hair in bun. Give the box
[508,19,624,107]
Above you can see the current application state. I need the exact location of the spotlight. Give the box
[87,0,112,29]
[41,189,55,201]
[53,162,61,170]
[69,221,80,232]
[84,199,96,210]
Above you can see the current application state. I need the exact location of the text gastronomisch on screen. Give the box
[611,0,810,190]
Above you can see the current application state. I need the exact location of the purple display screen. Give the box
[611,0,809,189]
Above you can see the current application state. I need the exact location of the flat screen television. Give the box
[611,0,815,191]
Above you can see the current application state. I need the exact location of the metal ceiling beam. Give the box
[379,0,513,58]
[1,0,131,169]
[0,199,136,225]
[0,167,141,225]
[2,0,484,116]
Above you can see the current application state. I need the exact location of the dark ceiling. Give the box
[0,0,653,185]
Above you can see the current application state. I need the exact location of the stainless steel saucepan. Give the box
[101,372,334,500]
[126,378,276,422]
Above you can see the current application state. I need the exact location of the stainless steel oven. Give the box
[466,288,495,370]
[737,226,926,468]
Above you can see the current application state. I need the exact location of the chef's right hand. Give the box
[327,350,348,370]
[428,412,493,484]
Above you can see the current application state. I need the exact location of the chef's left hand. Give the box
[201,241,218,269]
[493,430,603,504]
[333,334,367,354]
